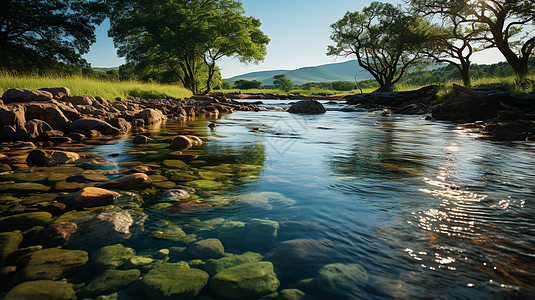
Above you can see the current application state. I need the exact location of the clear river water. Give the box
[1,100,534,299]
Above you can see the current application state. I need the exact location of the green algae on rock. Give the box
[141,262,209,300]
[316,263,368,297]
[4,280,77,300]
[204,252,263,276]
[18,248,88,281]
[88,244,135,272]
[78,268,141,298]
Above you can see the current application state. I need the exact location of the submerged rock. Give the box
[210,261,280,299]
[187,238,224,259]
[141,263,209,300]
[316,263,368,297]
[288,100,326,114]
[264,239,332,275]
[0,232,23,266]
[166,200,213,214]
[89,244,135,272]
[4,280,76,300]
[77,208,134,241]
[30,222,77,248]
[78,268,141,298]
[18,248,88,281]
[161,189,190,201]
[204,252,263,276]
[0,211,52,232]
[171,135,193,150]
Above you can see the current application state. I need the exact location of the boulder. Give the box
[39,87,71,99]
[65,187,120,209]
[62,95,94,106]
[264,239,332,275]
[69,118,121,135]
[77,208,134,240]
[316,263,368,297]
[26,149,80,166]
[136,108,166,125]
[171,135,193,150]
[288,100,326,114]
[186,135,203,146]
[210,261,280,299]
[204,252,263,276]
[107,117,132,133]
[78,268,140,298]
[187,238,224,259]
[25,119,53,139]
[166,200,213,214]
[161,189,190,201]
[141,263,209,300]
[2,88,53,103]
[0,105,26,128]
[133,135,149,144]
[0,232,23,266]
[98,173,152,190]
[0,212,53,232]
[4,280,76,300]
[89,244,135,272]
[55,102,82,121]
[24,103,71,130]
[278,289,307,300]
[18,248,88,280]
[30,222,77,248]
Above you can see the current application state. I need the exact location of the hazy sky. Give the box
[83,0,505,78]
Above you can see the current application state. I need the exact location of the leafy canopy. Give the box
[108,0,269,94]
[273,74,293,92]
[0,0,107,71]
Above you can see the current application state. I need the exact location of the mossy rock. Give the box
[89,244,135,272]
[316,263,368,297]
[210,261,280,299]
[19,248,88,281]
[4,280,76,300]
[141,263,208,299]
[163,159,187,168]
[78,268,141,298]
[0,211,52,231]
[204,252,263,276]
[188,180,222,189]
[150,226,187,241]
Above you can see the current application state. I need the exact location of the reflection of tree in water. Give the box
[328,118,434,181]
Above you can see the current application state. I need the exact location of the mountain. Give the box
[226,60,372,85]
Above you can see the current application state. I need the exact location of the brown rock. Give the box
[23,102,71,130]
[0,105,26,128]
[25,119,53,139]
[136,108,166,125]
[133,135,149,145]
[0,212,53,232]
[31,222,77,247]
[39,87,71,99]
[186,135,203,146]
[166,200,212,214]
[171,135,193,150]
[62,95,94,106]
[26,149,80,166]
[98,173,152,190]
[69,118,121,135]
[65,187,120,209]
[288,100,326,114]
[2,88,53,103]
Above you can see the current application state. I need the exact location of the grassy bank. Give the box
[0,72,192,100]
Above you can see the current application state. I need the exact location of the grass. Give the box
[0,71,192,100]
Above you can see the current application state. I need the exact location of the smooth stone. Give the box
[81,174,110,182]
[30,222,77,248]
[264,239,332,274]
[153,181,176,189]
[123,256,154,269]
[210,262,280,299]
[141,263,209,300]
[2,88,53,102]
[151,226,187,241]
[247,218,279,240]
[170,135,193,150]
[163,159,187,168]
[136,108,166,125]
[1,172,49,182]
[65,187,120,209]
[188,180,222,189]
[187,238,224,260]
[98,173,152,190]
[26,149,80,167]
[4,280,76,300]
[204,252,263,276]
[0,211,52,231]
[277,289,307,300]
[316,263,368,297]
[0,182,51,192]
[287,100,326,114]
[18,248,88,281]
[165,200,212,214]
[78,268,141,298]
[89,244,135,272]
[54,181,88,191]
[148,175,169,182]
[186,135,203,146]
[153,248,170,260]
[78,208,134,240]
[0,232,23,266]
[217,220,247,240]
[133,135,149,145]
[69,118,120,135]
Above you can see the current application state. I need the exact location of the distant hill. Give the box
[226,60,372,85]
[93,67,119,72]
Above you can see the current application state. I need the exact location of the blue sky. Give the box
[83,0,504,78]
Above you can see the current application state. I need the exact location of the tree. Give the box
[0,0,107,71]
[328,2,431,92]
[234,79,263,89]
[108,0,269,94]
[410,0,535,83]
[273,74,293,92]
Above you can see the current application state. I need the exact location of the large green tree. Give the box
[411,0,535,83]
[108,0,269,94]
[0,0,107,71]
[327,2,432,92]
[273,74,293,92]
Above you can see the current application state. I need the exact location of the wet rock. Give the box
[161,189,190,201]
[277,289,307,300]
[133,135,149,144]
[24,103,71,131]
[171,135,193,150]
[98,173,152,190]
[150,225,187,241]
[188,180,222,189]
[316,263,368,297]
[0,105,26,128]
[136,108,166,125]
[288,100,326,114]
[188,238,224,259]
[141,263,209,300]
[2,88,53,102]
[78,208,134,240]
[0,182,51,192]
[264,239,332,275]
[247,218,279,240]
[210,261,280,299]
[39,87,71,99]
[89,244,135,272]
[30,222,77,248]
[166,200,213,214]
[107,117,132,133]
[187,135,203,146]
[4,280,76,300]
[26,149,80,167]
[163,159,187,168]
[123,256,154,269]
[65,187,120,209]
[217,220,247,240]
[0,232,23,266]
[65,132,84,140]
[204,252,263,276]
[78,268,141,298]
[69,118,121,135]
[18,248,88,280]
[25,119,53,139]
[63,95,93,106]
[0,212,52,232]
